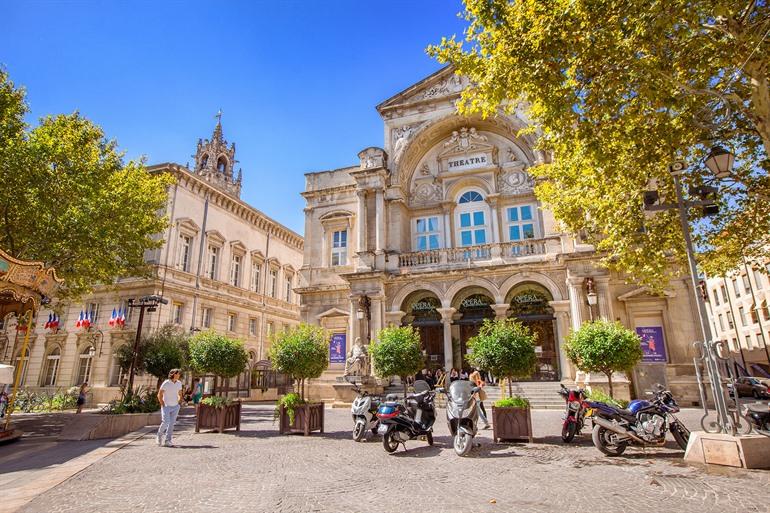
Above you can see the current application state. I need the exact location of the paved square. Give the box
[14,405,770,513]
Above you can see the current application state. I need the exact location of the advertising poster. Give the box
[329,333,346,364]
[635,326,667,363]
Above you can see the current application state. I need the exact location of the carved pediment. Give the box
[437,127,498,174]
[377,66,468,113]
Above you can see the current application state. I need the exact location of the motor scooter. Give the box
[350,382,382,442]
[443,380,480,456]
[376,380,436,453]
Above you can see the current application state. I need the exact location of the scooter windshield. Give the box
[449,380,474,405]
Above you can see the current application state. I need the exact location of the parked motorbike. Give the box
[746,402,770,437]
[350,384,382,442]
[558,384,590,443]
[587,384,690,456]
[443,380,480,456]
[376,380,437,453]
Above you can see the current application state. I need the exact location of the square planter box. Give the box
[279,402,324,436]
[195,401,242,433]
[492,406,533,443]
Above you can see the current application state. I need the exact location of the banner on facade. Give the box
[635,326,667,363]
[329,333,346,364]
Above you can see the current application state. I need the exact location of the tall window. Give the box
[720,285,728,303]
[230,255,242,287]
[457,191,488,247]
[753,268,764,290]
[414,217,440,251]
[285,274,293,303]
[266,321,274,339]
[331,230,348,266]
[733,277,742,297]
[251,261,262,292]
[202,307,212,328]
[77,346,95,385]
[742,274,751,293]
[227,313,237,332]
[207,246,219,279]
[718,314,725,331]
[727,314,734,329]
[745,334,752,349]
[506,205,537,241]
[87,302,100,324]
[120,299,134,323]
[178,234,192,272]
[42,347,61,386]
[739,306,747,326]
[110,349,127,386]
[750,306,759,324]
[249,318,258,337]
[269,269,278,298]
[172,302,184,325]
[712,288,720,306]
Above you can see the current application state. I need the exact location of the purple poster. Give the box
[635,326,667,363]
[330,333,346,364]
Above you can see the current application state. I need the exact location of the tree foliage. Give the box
[466,318,538,398]
[564,320,643,398]
[0,68,173,299]
[142,324,189,389]
[189,331,249,395]
[429,1,770,285]
[370,326,424,397]
[268,324,329,400]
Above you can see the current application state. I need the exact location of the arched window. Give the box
[110,346,127,386]
[200,154,209,169]
[458,191,484,204]
[42,347,61,386]
[77,345,95,385]
[762,300,770,322]
[217,157,227,173]
[455,189,489,247]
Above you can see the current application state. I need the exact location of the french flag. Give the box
[75,311,84,328]
[51,314,59,330]
[117,308,126,327]
[83,310,92,329]
[44,313,53,329]
[108,308,117,327]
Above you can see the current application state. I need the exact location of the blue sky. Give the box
[1,0,468,234]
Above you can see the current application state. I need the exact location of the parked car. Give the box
[727,377,770,399]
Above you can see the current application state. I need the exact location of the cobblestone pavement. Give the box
[18,405,770,513]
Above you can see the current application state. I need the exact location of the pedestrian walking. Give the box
[76,382,89,414]
[191,378,204,408]
[0,389,8,418]
[157,368,183,447]
[469,370,490,429]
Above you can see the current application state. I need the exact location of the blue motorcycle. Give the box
[587,385,690,456]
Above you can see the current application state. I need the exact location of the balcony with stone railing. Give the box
[396,236,563,271]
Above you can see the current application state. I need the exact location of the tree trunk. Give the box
[402,376,408,399]
[507,376,513,399]
[606,372,614,399]
[213,376,218,397]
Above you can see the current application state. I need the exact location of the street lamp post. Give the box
[584,277,598,321]
[125,295,167,397]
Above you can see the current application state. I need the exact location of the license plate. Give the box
[377,424,388,434]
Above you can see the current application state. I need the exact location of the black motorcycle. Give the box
[376,380,437,453]
[746,402,770,436]
[587,385,690,456]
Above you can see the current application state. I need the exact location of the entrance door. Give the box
[416,323,443,368]
[518,318,559,381]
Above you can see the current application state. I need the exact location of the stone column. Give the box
[384,310,406,327]
[375,190,385,253]
[567,277,585,330]
[550,300,573,381]
[595,276,614,321]
[442,201,454,248]
[356,190,367,254]
[349,297,360,345]
[492,303,510,320]
[487,194,501,244]
[437,307,456,372]
[370,296,384,342]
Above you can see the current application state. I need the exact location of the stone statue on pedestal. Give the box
[344,337,369,377]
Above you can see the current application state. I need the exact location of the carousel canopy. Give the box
[0,248,62,317]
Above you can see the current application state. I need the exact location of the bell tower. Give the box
[193,111,242,198]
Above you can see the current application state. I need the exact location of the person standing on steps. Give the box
[469,370,490,429]
[157,368,183,447]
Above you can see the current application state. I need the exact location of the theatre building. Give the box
[298,67,704,403]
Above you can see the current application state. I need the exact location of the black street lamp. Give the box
[125,295,167,397]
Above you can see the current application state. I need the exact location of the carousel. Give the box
[0,248,61,443]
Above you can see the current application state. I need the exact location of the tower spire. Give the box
[213,109,223,142]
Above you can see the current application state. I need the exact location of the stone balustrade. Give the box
[397,237,561,270]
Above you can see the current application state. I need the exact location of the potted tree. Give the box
[369,326,424,398]
[564,320,643,399]
[467,318,537,443]
[189,331,249,433]
[268,324,329,435]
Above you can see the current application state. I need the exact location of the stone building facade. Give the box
[298,67,703,403]
[1,121,304,404]
[705,262,770,374]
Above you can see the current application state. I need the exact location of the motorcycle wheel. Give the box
[426,431,434,446]
[383,428,400,453]
[353,421,366,442]
[561,421,577,443]
[454,433,473,456]
[591,424,628,456]
[670,422,690,451]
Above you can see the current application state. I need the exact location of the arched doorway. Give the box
[453,287,495,369]
[401,291,443,368]
[506,283,559,381]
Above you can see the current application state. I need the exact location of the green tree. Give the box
[268,324,329,401]
[429,1,770,286]
[188,331,249,396]
[142,325,188,390]
[0,69,173,299]
[564,320,643,398]
[370,326,424,398]
[466,318,538,399]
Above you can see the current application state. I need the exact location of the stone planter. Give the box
[58,412,161,441]
[195,401,242,433]
[279,402,324,436]
[492,406,533,443]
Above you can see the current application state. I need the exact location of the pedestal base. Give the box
[684,431,770,469]
[332,381,385,408]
